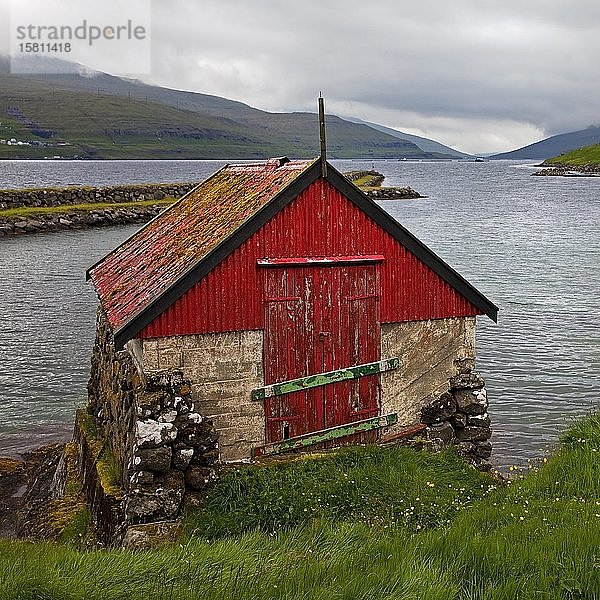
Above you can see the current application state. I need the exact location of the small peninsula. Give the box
[533,143,600,176]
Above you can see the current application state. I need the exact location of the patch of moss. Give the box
[344,170,385,188]
[46,442,93,546]
[0,457,25,476]
[20,442,95,546]
[77,410,103,456]
[76,410,122,496]
[96,449,122,497]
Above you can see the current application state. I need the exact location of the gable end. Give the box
[112,160,497,348]
[324,165,498,323]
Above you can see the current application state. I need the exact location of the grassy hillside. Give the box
[22,69,461,159]
[1,413,600,599]
[0,74,436,160]
[543,143,600,166]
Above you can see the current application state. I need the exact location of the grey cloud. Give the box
[3,0,594,152]
[143,1,600,151]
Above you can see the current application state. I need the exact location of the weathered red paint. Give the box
[262,264,380,443]
[139,177,480,339]
[89,160,314,332]
[257,255,384,266]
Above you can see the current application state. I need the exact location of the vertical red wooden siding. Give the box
[138,178,480,338]
[263,265,380,443]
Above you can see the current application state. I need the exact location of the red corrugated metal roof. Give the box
[89,158,316,332]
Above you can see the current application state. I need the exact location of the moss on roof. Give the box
[90,159,316,331]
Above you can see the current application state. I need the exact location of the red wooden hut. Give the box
[87,155,497,474]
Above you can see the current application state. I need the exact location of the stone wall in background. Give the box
[0,175,424,238]
[0,182,197,209]
[0,204,167,237]
[0,182,199,237]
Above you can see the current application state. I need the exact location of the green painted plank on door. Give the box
[253,413,398,457]
[251,357,399,401]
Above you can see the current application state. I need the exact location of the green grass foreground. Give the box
[2,415,600,599]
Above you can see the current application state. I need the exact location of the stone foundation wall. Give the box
[82,311,491,541]
[74,413,126,545]
[421,372,492,469]
[141,330,265,462]
[83,309,220,543]
[379,316,491,468]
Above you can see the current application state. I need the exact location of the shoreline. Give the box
[533,163,600,177]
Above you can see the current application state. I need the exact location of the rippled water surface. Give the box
[1,159,599,467]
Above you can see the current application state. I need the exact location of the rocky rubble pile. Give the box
[364,186,422,199]
[533,164,600,176]
[421,371,492,470]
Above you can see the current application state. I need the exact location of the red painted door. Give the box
[263,264,380,443]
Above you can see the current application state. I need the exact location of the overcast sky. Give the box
[2,0,599,153]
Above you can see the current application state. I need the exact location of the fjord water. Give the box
[0,159,598,468]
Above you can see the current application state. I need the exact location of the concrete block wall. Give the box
[141,330,265,462]
[380,317,476,433]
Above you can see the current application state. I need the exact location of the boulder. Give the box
[454,388,488,415]
[450,372,485,390]
[130,470,154,485]
[133,446,172,473]
[421,392,456,424]
[125,471,185,523]
[450,413,468,429]
[172,448,194,470]
[135,419,177,449]
[455,426,492,442]
[185,466,218,490]
[426,422,455,445]
[467,413,491,428]
[473,441,493,459]
[122,520,182,550]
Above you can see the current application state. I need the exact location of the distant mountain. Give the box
[0,58,447,160]
[344,117,471,159]
[491,126,600,160]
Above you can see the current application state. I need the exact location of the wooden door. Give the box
[263,264,380,443]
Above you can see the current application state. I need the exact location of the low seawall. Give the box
[0,182,199,238]
[0,182,197,209]
[0,204,168,237]
[0,175,423,238]
[533,164,600,177]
